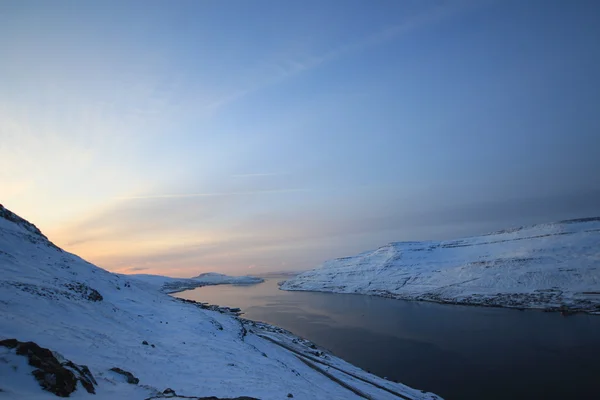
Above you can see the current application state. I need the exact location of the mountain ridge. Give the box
[281,217,600,314]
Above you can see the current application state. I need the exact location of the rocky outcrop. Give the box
[176,298,243,316]
[145,388,259,399]
[0,205,45,237]
[2,281,103,303]
[109,367,140,384]
[146,392,258,399]
[0,204,61,251]
[64,282,103,302]
[0,339,96,397]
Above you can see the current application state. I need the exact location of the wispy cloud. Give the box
[126,266,151,272]
[114,188,309,200]
[206,0,477,112]
[231,172,287,178]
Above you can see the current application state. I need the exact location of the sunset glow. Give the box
[2,0,600,276]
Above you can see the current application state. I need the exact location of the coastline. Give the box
[171,296,442,400]
[278,285,600,316]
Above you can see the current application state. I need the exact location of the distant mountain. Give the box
[191,272,263,284]
[0,204,438,399]
[131,272,263,293]
[253,270,304,278]
[281,218,600,313]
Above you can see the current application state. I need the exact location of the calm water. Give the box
[174,278,600,400]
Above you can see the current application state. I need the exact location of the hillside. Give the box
[281,218,600,313]
[0,204,439,399]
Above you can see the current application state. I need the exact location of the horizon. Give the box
[2,0,600,277]
[3,202,600,279]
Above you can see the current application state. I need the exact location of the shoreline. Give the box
[277,285,600,316]
[171,296,442,400]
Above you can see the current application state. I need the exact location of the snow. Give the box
[0,204,440,399]
[130,272,263,294]
[281,218,600,313]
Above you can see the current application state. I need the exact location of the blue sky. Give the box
[1,0,599,276]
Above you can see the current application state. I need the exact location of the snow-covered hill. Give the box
[130,272,263,294]
[281,218,600,313]
[0,204,440,399]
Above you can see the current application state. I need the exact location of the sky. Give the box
[1,0,599,277]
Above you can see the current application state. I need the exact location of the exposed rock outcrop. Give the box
[0,339,96,397]
[109,367,140,384]
[64,282,103,302]
[0,204,61,251]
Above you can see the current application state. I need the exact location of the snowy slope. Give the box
[0,204,440,399]
[130,272,263,294]
[281,218,600,313]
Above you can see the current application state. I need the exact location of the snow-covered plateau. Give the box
[130,272,264,294]
[0,204,440,399]
[281,218,600,314]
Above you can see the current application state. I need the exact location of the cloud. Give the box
[114,188,310,200]
[48,179,600,278]
[205,0,478,112]
[126,266,151,272]
[231,173,287,178]
[0,31,185,227]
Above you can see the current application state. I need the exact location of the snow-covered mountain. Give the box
[281,218,600,313]
[131,272,263,294]
[0,204,440,399]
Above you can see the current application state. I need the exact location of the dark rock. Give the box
[287,393,294,398]
[63,361,97,393]
[1,339,96,396]
[110,367,140,384]
[31,368,77,397]
[64,282,103,301]
[163,387,176,395]
[0,205,52,242]
[146,396,259,400]
[151,344,156,348]
[0,338,18,348]
[142,340,149,345]
[80,365,96,385]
